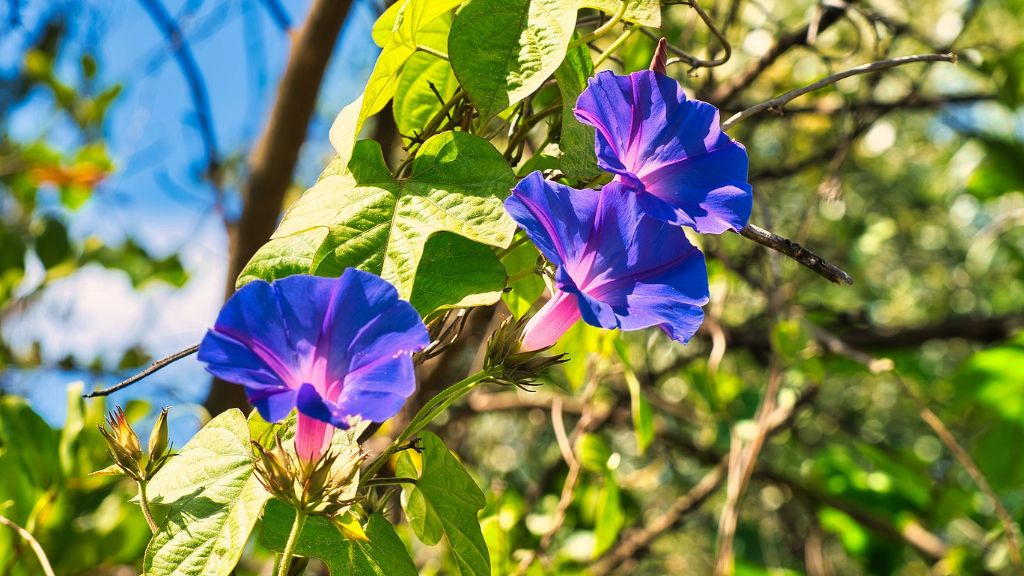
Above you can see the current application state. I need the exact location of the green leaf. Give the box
[593,472,623,557]
[260,500,418,576]
[576,433,612,473]
[500,239,544,318]
[614,340,654,454]
[345,0,462,159]
[144,409,270,576]
[578,0,661,27]
[410,232,507,320]
[394,51,458,143]
[240,131,516,299]
[449,0,577,122]
[554,37,600,181]
[81,239,188,288]
[396,451,445,545]
[408,432,490,575]
[35,216,71,269]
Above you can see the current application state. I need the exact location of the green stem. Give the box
[0,514,56,576]
[363,369,495,480]
[277,510,307,576]
[415,45,449,60]
[569,0,627,49]
[593,25,639,68]
[137,481,158,534]
[362,477,419,488]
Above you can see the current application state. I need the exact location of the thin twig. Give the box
[708,0,856,105]
[652,0,731,69]
[809,325,1023,573]
[590,386,819,576]
[0,514,56,576]
[722,53,956,129]
[714,364,783,576]
[739,223,853,285]
[514,369,601,575]
[84,344,199,398]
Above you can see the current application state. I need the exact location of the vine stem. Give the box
[278,510,307,576]
[362,368,496,481]
[138,481,158,534]
[593,25,639,68]
[570,0,627,49]
[0,514,56,576]
[722,53,956,129]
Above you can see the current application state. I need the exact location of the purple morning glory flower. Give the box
[574,70,753,234]
[506,172,709,351]
[198,269,429,461]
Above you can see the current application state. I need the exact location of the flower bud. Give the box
[649,37,667,74]
[484,315,567,389]
[144,407,174,477]
[96,406,144,481]
[252,433,365,517]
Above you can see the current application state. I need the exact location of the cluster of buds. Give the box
[95,407,173,482]
[252,435,365,517]
[484,314,567,389]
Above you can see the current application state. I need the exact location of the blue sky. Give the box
[0,0,381,437]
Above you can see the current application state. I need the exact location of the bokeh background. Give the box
[3,0,1024,574]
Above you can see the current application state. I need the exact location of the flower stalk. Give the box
[277,510,307,576]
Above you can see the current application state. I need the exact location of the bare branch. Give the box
[590,386,819,576]
[739,223,854,285]
[84,344,199,398]
[708,0,856,105]
[722,53,957,129]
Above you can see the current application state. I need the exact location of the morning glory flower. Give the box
[574,70,753,234]
[198,269,429,461]
[506,172,710,351]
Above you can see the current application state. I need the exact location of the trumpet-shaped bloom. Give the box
[574,70,753,234]
[506,172,709,351]
[198,269,429,461]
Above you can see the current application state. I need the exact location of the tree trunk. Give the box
[205,0,354,415]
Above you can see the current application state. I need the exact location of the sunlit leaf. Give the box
[449,0,577,122]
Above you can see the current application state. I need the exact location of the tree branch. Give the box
[83,344,199,398]
[739,223,854,285]
[207,0,354,414]
[722,53,957,129]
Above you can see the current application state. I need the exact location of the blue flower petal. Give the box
[574,70,752,233]
[296,383,350,429]
[506,177,710,348]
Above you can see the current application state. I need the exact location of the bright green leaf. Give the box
[500,238,544,318]
[144,410,270,576]
[579,0,661,27]
[577,433,612,473]
[593,472,623,557]
[410,232,507,320]
[614,340,654,454]
[396,451,445,545]
[411,432,490,575]
[260,500,418,576]
[240,131,516,299]
[395,51,458,143]
[449,0,577,122]
[554,36,599,181]
[349,0,462,159]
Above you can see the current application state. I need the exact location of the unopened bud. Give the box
[484,315,567,389]
[144,408,174,477]
[650,37,668,75]
[96,406,144,481]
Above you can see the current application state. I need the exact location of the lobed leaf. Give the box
[144,410,269,576]
[240,131,516,308]
[260,500,417,576]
